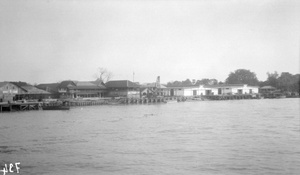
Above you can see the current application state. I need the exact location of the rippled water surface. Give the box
[1,98,300,175]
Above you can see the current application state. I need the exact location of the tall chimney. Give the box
[156,76,160,88]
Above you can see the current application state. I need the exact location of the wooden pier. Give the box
[202,94,260,100]
[63,100,108,107]
[62,97,185,106]
[0,102,41,113]
[119,96,186,104]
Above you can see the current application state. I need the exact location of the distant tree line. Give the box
[166,78,218,86]
[260,71,300,93]
[166,69,300,93]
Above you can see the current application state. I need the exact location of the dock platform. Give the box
[0,94,262,112]
[0,102,41,113]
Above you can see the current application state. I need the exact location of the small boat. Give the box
[42,101,70,110]
[42,105,70,110]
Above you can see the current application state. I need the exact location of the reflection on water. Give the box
[1,98,300,175]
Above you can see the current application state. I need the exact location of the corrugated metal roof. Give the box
[19,85,50,94]
[203,84,246,88]
[166,84,199,88]
[10,81,29,87]
[36,83,59,92]
[75,81,106,89]
[58,81,76,88]
[105,80,140,88]
[141,83,167,89]
[76,81,95,86]
[37,83,59,88]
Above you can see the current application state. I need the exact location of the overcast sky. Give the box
[0,0,299,84]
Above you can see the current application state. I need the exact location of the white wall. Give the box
[166,87,201,96]
[249,86,259,93]
[199,85,259,95]
[199,86,206,95]
[167,85,259,97]
[183,88,199,96]
[232,85,259,94]
[199,86,218,95]
[175,89,184,96]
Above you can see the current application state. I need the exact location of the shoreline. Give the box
[1,95,298,113]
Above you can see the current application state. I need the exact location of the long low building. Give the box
[0,81,51,102]
[105,80,140,98]
[164,85,200,96]
[199,84,259,95]
[37,80,107,99]
[74,81,106,98]
[165,84,259,97]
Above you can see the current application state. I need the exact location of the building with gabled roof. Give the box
[200,84,259,96]
[105,80,140,98]
[0,82,19,102]
[36,83,60,94]
[10,82,51,100]
[105,80,140,88]
[165,84,259,97]
[74,81,107,98]
[259,86,277,93]
[165,84,200,96]
[36,80,107,99]
[56,81,77,99]
[140,84,167,97]
[139,76,167,97]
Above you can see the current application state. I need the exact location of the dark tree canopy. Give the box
[182,79,193,86]
[195,78,218,85]
[266,71,279,87]
[277,72,299,92]
[167,78,218,86]
[258,72,299,93]
[225,69,259,86]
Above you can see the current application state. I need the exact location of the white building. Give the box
[200,84,259,95]
[165,85,201,97]
[166,84,259,97]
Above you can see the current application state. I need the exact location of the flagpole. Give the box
[133,72,135,82]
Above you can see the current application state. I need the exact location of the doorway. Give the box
[205,90,211,95]
[193,90,197,96]
[218,88,222,95]
[170,89,174,96]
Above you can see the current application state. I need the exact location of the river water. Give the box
[0,98,299,175]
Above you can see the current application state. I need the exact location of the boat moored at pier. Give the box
[42,101,70,110]
[42,105,70,110]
